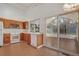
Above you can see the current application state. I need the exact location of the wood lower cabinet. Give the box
[3,34,10,44]
[27,34,31,45]
[37,34,43,46]
[20,33,26,41]
[31,34,43,48]
[20,33,31,45]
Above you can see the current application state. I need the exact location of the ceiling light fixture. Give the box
[63,3,79,11]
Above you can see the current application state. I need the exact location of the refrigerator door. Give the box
[0,34,3,46]
[0,22,3,46]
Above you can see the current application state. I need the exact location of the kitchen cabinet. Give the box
[27,34,31,45]
[3,19,26,29]
[31,33,43,48]
[20,33,31,44]
[22,22,28,29]
[20,33,24,41]
[3,34,10,44]
[0,18,29,29]
[37,34,43,46]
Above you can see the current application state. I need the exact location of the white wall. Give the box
[0,3,26,20]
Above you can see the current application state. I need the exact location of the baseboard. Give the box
[36,45,44,49]
[30,44,44,49]
[3,43,10,46]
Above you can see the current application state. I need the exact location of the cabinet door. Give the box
[22,22,28,29]
[3,34,10,44]
[37,34,43,46]
[20,33,31,44]
[20,33,24,41]
[27,34,31,45]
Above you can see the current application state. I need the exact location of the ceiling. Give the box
[7,3,43,12]
[1,3,78,21]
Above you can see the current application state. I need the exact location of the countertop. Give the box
[28,32,42,34]
[4,32,42,35]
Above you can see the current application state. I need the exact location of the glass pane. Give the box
[30,19,40,32]
[46,17,58,48]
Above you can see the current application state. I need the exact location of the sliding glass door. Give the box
[46,11,79,55]
[46,17,58,49]
[59,12,79,55]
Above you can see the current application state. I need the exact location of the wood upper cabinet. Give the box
[37,34,43,46]
[0,18,28,29]
[4,20,22,29]
[3,33,10,44]
[3,19,28,29]
[20,33,31,44]
[22,22,28,29]
[4,20,10,28]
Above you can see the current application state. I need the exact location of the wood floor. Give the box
[0,42,61,56]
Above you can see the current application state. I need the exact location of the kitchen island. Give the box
[30,32,43,48]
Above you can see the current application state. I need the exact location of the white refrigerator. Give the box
[0,22,3,46]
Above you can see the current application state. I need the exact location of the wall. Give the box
[0,4,26,20]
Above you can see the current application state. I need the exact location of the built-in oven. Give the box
[11,34,20,43]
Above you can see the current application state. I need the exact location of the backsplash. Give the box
[3,29,28,34]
